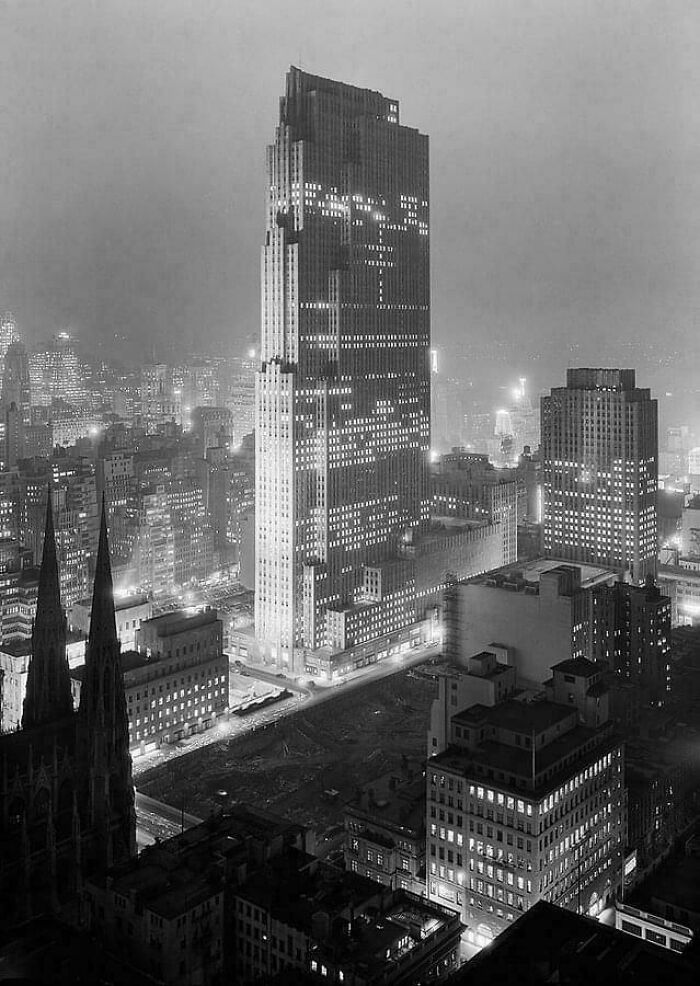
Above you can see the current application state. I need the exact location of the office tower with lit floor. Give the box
[255,67,430,668]
[541,369,657,584]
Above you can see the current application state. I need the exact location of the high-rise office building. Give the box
[256,67,430,668]
[541,369,657,583]
[426,656,625,947]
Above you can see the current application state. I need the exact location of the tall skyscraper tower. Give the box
[541,368,657,583]
[256,68,430,668]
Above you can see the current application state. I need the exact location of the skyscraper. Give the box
[256,68,430,668]
[541,369,657,583]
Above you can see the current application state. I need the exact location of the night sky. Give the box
[2,0,699,381]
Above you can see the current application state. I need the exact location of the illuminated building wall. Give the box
[426,660,625,945]
[227,354,257,448]
[541,369,657,583]
[443,565,598,687]
[133,484,175,594]
[140,363,181,432]
[256,68,430,667]
[432,450,518,565]
[28,332,86,407]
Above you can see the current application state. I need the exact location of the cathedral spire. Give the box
[79,496,120,726]
[79,495,135,860]
[22,486,72,730]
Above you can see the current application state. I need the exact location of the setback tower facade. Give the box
[256,67,430,668]
[541,369,657,584]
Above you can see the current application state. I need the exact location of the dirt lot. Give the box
[138,668,438,834]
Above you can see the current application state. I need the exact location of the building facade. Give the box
[426,659,626,948]
[255,67,430,669]
[541,369,657,583]
[590,580,672,703]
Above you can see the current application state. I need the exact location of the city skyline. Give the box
[3,9,700,982]
[1,1,699,394]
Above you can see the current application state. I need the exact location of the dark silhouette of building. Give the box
[0,492,135,924]
[1,339,32,424]
[591,578,672,703]
[447,900,699,984]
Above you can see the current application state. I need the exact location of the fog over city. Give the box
[2,0,699,421]
[4,4,700,981]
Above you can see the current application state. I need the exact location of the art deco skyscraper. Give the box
[256,68,430,668]
[541,368,657,583]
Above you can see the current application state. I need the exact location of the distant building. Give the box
[426,658,625,946]
[541,368,658,583]
[679,496,700,560]
[658,561,700,626]
[1,340,31,423]
[29,332,86,407]
[140,364,180,433]
[69,592,152,650]
[192,405,233,456]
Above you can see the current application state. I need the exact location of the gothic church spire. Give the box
[22,487,72,729]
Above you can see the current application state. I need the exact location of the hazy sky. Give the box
[2,0,699,369]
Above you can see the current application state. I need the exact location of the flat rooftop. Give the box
[90,807,304,919]
[470,556,617,590]
[452,698,574,735]
[346,772,425,836]
[433,713,613,797]
[141,608,219,635]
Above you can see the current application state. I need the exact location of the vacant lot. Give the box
[138,668,437,834]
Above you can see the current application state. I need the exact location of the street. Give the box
[132,639,441,780]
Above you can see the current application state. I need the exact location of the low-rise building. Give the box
[232,849,461,985]
[71,608,228,752]
[84,807,306,986]
[344,769,426,894]
[1,630,86,732]
[68,591,152,649]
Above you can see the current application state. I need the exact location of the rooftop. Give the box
[141,608,219,636]
[449,900,699,985]
[345,772,425,836]
[551,657,600,678]
[89,807,305,919]
[469,557,616,592]
[452,698,574,736]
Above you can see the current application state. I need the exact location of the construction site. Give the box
[137,665,439,840]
